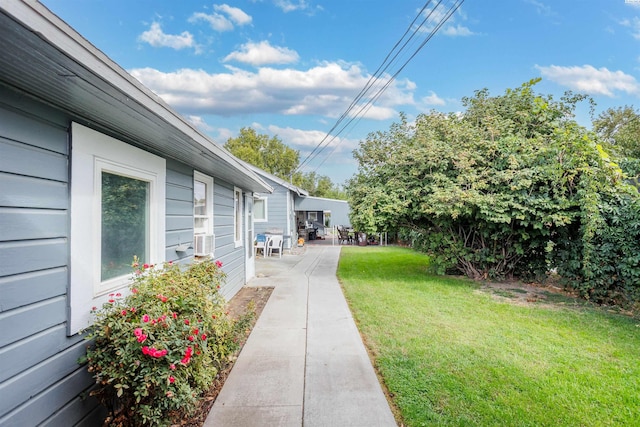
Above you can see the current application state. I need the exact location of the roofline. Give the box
[3,0,273,193]
[244,163,309,196]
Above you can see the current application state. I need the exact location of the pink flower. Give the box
[215,260,223,268]
[115,292,122,297]
[193,328,199,335]
[170,363,176,371]
[143,263,150,269]
[132,288,138,294]
[108,299,115,303]
[134,328,147,343]
[130,307,136,313]
[109,293,114,297]
[168,376,175,384]
[141,346,167,358]
[172,312,177,319]
[142,314,150,323]
[91,306,97,311]
[166,391,173,398]
[121,310,127,316]
[184,319,190,325]
[201,334,207,340]
[188,335,195,342]
[180,347,193,365]
[156,294,168,303]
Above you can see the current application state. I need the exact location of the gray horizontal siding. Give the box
[0,296,66,347]
[0,172,68,209]
[0,83,252,425]
[213,182,246,299]
[0,268,67,312]
[0,208,67,242]
[166,159,194,262]
[0,239,67,277]
[0,330,85,415]
[0,94,83,425]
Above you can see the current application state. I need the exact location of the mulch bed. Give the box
[170,286,273,426]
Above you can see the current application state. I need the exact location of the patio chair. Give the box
[255,234,270,257]
[338,228,351,245]
[267,234,284,258]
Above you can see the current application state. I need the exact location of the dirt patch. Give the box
[172,286,273,427]
[476,279,586,309]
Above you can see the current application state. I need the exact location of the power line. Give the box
[296,0,465,175]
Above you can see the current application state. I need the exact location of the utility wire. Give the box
[296,0,465,174]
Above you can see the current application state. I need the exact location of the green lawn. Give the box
[338,246,640,427]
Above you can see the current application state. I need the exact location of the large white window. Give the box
[194,171,214,235]
[70,123,166,334]
[254,195,267,222]
[234,187,243,247]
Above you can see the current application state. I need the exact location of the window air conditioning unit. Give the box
[194,234,214,256]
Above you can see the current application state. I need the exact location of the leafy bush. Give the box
[83,258,243,426]
[348,80,640,306]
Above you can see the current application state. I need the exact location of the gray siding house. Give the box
[248,165,308,250]
[0,1,271,425]
[295,196,352,230]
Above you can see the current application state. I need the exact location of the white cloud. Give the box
[421,91,446,106]
[524,0,557,18]
[419,5,476,37]
[536,64,640,97]
[214,4,252,26]
[186,115,214,132]
[138,22,196,51]
[189,4,252,32]
[129,62,415,119]
[224,41,299,66]
[620,16,640,39]
[266,125,359,154]
[275,0,310,13]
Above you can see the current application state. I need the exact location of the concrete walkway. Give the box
[205,245,397,426]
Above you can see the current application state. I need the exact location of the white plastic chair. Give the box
[267,235,284,258]
[255,234,271,258]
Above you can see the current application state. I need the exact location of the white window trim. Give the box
[194,170,214,235]
[253,195,268,223]
[69,122,166,335]
[234,187,243,247]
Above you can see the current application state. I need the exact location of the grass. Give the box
[338,246,640,427]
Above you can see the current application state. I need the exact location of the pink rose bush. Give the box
[82,256,251,426]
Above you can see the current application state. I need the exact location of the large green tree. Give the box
[225,127,347,199]
[347,80,640,305]
[593,106,640,179]
[224,127,299,179]
[593,106,640,158]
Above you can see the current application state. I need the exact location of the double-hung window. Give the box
[69,123,166,334]
[233,187,243,247]
[194,171,214,235]
[253,195,267,222]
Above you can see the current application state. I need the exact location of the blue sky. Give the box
[41,0,640,185]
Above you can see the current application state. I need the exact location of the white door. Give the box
[245,194,255,281]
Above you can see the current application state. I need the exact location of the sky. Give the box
[40,0,640,185]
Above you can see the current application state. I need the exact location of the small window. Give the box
[194,171,214,235]
[308,212,318,222]
[234,187,243,247]
[254,196,267,222]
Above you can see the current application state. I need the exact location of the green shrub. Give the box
[83,257,241,426]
